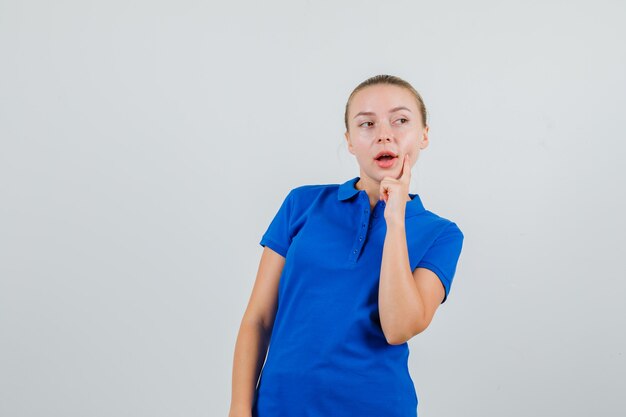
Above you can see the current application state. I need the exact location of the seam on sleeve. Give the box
[260,235,288,258]
[415,260,450,303]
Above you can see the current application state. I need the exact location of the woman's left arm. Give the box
[377,154,445,345]
[378,221,445,345]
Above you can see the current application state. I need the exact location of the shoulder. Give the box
[427,210,462,232]
[274,182,340,221]
[426,210,463,240]
[286,182,340,202]
[410,206,464,241]
[290,182,339,194]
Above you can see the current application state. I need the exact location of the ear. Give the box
[420,125,430,150]
[344,131,354,155]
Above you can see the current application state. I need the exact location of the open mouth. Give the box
[375,154,398,168]
[374,150,398,161]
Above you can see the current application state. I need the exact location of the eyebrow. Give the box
[353,106,412,119]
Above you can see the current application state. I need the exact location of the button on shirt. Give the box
[253,176,464,417]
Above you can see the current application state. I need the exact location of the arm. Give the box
[378,221,445,345]
[229,247,284,416]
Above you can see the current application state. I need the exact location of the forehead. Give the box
[350,84,417,113]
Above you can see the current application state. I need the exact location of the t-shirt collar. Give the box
[337,176,425,217]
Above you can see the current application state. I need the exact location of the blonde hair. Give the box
[344,74,428,132]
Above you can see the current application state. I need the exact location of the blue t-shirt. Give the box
[253,176,464,417]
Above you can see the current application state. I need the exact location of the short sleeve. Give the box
[416,222,464,304]
[259,190,295,258]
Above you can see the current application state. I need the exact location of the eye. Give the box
[359,121,374,127]
[397,118,409,124]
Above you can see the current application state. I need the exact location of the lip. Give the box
[375,155,398,169]
[373,150,398,160]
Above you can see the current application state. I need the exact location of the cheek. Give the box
[402,143,417,155]
[355,130,375,141]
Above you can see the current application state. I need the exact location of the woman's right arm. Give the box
[228,247,285,417]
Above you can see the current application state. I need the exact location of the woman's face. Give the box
[344,84,429,183]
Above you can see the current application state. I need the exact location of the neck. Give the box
[355,176,411,208]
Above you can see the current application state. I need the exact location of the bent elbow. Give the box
[391,322,429,344]
[385,331,412,345]
[383,316,431,345]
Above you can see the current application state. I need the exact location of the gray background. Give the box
[1,1,625,416]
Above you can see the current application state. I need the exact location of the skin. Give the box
[229,83,446,416]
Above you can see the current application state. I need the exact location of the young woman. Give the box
[229,74,465,417]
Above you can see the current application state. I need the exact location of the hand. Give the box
[380,154,411,225]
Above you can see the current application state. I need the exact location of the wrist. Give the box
[384,216,405,230]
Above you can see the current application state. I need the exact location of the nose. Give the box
[376,124,393,142]
[378,129,392,142]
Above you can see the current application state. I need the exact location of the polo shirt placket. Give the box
[349,192,376,263]
[339,177,421,264]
